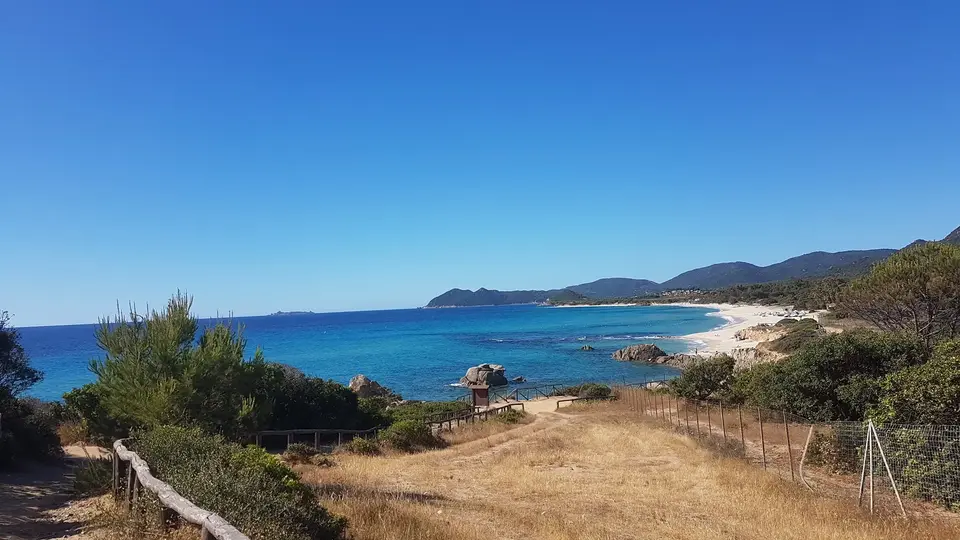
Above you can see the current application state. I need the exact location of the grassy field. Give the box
[300,402,959,540]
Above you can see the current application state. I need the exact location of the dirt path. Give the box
[0,446,107,540]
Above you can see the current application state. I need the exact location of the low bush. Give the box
[0,392,64,469]
[805,430,860,475]
[343,437,380,456]
[494,409,527,424]
[57,420,89,446]
[134,425,346,540]
[284,442,320,465]
[377,420,445,452]
[72,458,113,496]
[385,401,472,423]
[668,355,735,400]
[731,330,927,421]
[767,318,825,353]
[551,383,611,399]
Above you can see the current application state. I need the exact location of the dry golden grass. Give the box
[301,404,960,540]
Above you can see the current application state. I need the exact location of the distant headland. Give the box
[426,225,960,308]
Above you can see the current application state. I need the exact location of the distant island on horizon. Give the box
[269,310,316,316]
[426,225,960,308]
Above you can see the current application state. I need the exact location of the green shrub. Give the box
[767,318,824,353]
[805,430,860,475]
[0,313,63,468]
[378,420,445,452]
[62,384,129,444]
[73,294,376,443]
[494,409,527,424]
[309,454,336,467]
[871,340,960,424]
[134,425,346,540]
[284,443,320,465]
[668,355,735,400]
[0,392,64,469]
[551,383,611,399]
[72,458,113,496]
[343,436,380,456]
[731,330,926,421]
[386,401,472,423]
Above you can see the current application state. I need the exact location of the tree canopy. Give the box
[841,242,960,348]
[0,311,42,397]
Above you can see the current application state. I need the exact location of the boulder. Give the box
[612,344,667,362]
[349,374,396,399]
[649,354,702,370]
[460,363,508,387]
[512,376,526,383]
[580,345,594,351]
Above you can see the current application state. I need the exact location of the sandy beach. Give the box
[674,303,818,355]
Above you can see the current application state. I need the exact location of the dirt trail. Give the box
[0,446,106,540]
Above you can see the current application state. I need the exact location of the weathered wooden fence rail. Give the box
[555,395,617,410]
[425,402,525,431]
[253,427,381,450]
[112,439,249,540]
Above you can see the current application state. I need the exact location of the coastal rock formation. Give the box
[649,354,702,370]
[730,346,785,370]
[512,376,526,383]
[460,363,509,387]
[612,344,667,362]
[580,345,594,351]
[734,324,787,342]
[349,374,396,399]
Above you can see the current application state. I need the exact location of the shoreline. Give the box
[672,303,819,356]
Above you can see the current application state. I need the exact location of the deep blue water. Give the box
[19,304,720,402]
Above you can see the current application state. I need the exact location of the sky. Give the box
[2,1,959,327]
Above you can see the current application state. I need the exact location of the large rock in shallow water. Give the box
[460,363,509,386]
[349,374,396,399]
[612,344,668,362]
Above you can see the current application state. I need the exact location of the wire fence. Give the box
[608,385,960,517]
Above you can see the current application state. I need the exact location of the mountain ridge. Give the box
[425,226,958,307]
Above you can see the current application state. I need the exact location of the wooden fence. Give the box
[112,439,249,540]
[253,427,381,451]
[425,402,525,431]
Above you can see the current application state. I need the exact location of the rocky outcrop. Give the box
[460,363,508,386]
[349,374,398,400]
[612,344,667,362]
[648,353,703,369]
[580,345,594,351]
[511,375,526,383]
[731,346,785,369]
[734,324,787,342]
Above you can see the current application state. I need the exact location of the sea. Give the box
[19,304,721,403]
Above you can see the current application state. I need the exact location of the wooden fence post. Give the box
[739,406,746,457]
[720,401,727,443]
[112,449,120,499]
[707,403,712,436]
[695,404,701,438]
[758,407,767,471]
[684,399,690,433]
[783,411,795,482]
[125,462,134,510]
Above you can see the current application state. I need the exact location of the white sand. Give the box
[674,303,819,355]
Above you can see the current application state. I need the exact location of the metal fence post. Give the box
[758,407,767,471]
[783,411,795,482]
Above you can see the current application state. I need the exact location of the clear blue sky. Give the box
[3,1,959,326]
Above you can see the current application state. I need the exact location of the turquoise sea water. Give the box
[19,304,720,402]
